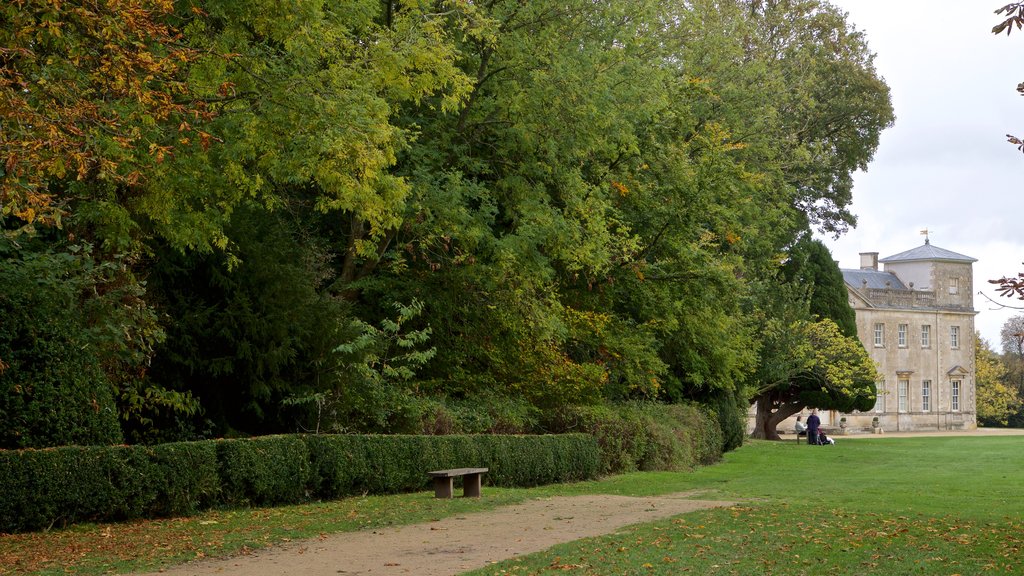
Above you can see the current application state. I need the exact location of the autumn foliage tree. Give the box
[0,0,211,231]
[0,1,219,444]
[975,333,1021,427]
[1,0,895,444]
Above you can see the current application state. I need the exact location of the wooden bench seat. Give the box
[427,467,489,498]
[776,429,806,444]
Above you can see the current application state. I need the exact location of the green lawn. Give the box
[468,437,1024,575]
[3,436,1023,575]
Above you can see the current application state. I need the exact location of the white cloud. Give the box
[818,0,1024,348]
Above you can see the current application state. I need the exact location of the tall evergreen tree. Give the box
[749,236,873,439]
[782,235,858,338]
[145,204,352,437]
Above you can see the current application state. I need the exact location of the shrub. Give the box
[479,434,599,487]
[544,405,645,474]
[0,258,123,448]
[650,403,724,466]
[303,434,368,498]
[544,401,724,474]
[0,347,122,449]
[704,390,746,452]
[354,435,436,493]
[480,435,550,486]
[0,236,186,449]
[415,394,541,435]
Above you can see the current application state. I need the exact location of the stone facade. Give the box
[837,241,977,433]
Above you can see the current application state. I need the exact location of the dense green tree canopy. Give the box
[0,0,894,443]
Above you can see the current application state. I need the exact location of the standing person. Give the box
[806,409,821,445]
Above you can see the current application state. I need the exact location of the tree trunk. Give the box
[750,392,804,441]
[338,217,395,301]
[751,394,781,440]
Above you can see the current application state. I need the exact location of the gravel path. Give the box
[137,493,735,576]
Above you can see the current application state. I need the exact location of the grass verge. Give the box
[3,436,1023,574]
[467,436,1024,575]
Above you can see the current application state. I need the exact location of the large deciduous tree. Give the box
[975,332,1021,427]
[376,0,891,409]
[683,0,895,237]
[137,0,483,434]
[0,0,209,233]
[371,0,763,408]
[999,314,1024,393]
[1,0,895,444]
[750,318,878,440]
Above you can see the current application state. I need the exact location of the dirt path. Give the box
[137,492,735,576]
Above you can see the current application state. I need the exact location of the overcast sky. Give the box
[818,0,1024,349]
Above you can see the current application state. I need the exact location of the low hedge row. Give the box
[0,433,599,533]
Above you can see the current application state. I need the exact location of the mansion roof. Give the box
[840,240,976,313]
[879,242,977,264]
[841,269,906,290]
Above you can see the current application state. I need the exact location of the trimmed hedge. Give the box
[0,433,599,533]
[218,436,311,506]
[305,434,599,499]
[0,400,729,533]
[0,445,158,532]
[149,441,220,516]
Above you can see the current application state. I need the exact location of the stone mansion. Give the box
[836,240,978,432]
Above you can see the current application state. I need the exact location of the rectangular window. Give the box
[898,379,909,412]
[898,324,908,347]
[922,380,931,412]
[952,380,961,411]
[921,325,931,348]
[873,381,885,413]
[949,277,959,295]
[950,326,960,349]
[874,323,885,347]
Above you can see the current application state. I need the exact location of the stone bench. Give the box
[427,467,488,498]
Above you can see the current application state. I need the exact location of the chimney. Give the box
[859,252,878,271]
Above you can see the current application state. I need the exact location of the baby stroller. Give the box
[810,430,834,445]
